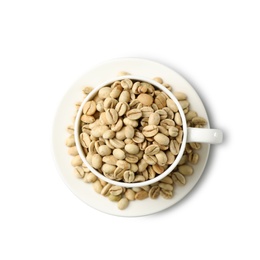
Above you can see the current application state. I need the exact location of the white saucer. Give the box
[52,58,210,217]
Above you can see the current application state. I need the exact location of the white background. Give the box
[0,0,259,259]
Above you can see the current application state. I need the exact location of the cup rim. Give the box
[74,75,188,188]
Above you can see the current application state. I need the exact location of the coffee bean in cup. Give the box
[66,74,206,210]
[78,79,184,184]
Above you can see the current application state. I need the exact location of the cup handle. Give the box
[187,127,223,144]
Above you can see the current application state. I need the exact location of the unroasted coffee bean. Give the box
[157,126,169,136]
[110,138,125,149]
[83,172,97,183]
[114,167,124,180]
[83,101,96,115]
[98,87,112,99]
[170,140,180,155]
[132,188,142,193]
[80,133,91,148]
[68,146,78,156]
[125,154,139,164]
[155,151,167,166]
[102,164,116,175]
[154,142,168,151]
[141,107,154,117]
[149,186,160,199]
[129,99,140,108]
[121,78,133,89]
[111,119,123,132]
[138,140,148,151]
[155,93,167,109]
[175,112,182,126]
[154,133,170,146]
[141,171,149,180]
[191,116,207,125]
[119,90,131,103]
[148,112,160,125]
[188,152,199,164]
[132,82,141,94]
[113,148,125,160]
[135,190,148,200]
[130,163,138,172]
[101,183,112,196]
[86,153,93,165]
[116,128,126,140]
[168,126,179,137]
[166,98,178,112]
[103,154,118,165]
[137,93,153,106]
[174,92,187,101]
[185,111,197,121]
[166,151,175,164]
[160,189,173,199]
[145,144,160,155]
[88,141,96,155]
[102,130,115,139]
[143,154,157,165]
[91,125,109,138]
[152,164,165,174]
[93,180,102,194]
[125,189,136,200]
[110,84,123,99]
[190,142,201,150]
[98,145,111,156]
[73,166,85,178]
[116,160,130,170]
[172,171,186,185]
[126,109,142,120]
[132,131,145,143]
[109,186,123,196]
[126,137,134,145]
[104,97,118,109]
[118,198,129,210]
[133,175,145,182]
[124,143,139,155]
[176,129,183,144]
[178,164,193,175]
[163,107,174,120]
[123,118,138,127]
[92,154,102,169]
[123,170,135,183]
[115,101,128,116]
[96,101,104,112]
[71,155,83,167]
[142,125,159,137]
[124,125,135,139]
[160,176,173,184]
[81,114,95,123]
[108,194,122,202]
[66,135,75,147]
[159,182,174,191]
[160,119,175,129]
[155,109,167,120]
[138,159,148,172]
[105,109,118,125]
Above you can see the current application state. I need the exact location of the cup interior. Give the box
[74,75,187,188]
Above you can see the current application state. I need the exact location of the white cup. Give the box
[74,75,223,188]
